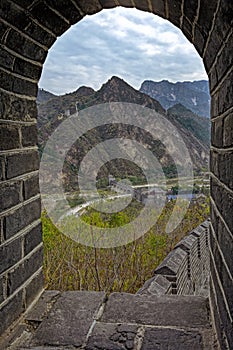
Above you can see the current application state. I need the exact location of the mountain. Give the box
[167,104,211,147]
[37,77,209,192]
[37,88,57,104]
[140,80,210,118]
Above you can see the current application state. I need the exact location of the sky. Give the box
[39,7,208,95]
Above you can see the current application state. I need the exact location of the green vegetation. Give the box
[42,197,209,293]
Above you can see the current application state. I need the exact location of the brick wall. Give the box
[0,1,232,347]
[138,220,210,296]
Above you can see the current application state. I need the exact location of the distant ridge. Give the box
[140,79,210,118]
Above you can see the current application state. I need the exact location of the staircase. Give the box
[3,291,218,349]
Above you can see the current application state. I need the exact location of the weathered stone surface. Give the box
[137,274,172,295]
[154,247,187,276]
[0,91,37,122]
[184,0,198,23]
[0,290,23,335]
[4,198,41,240]
[76,0,103,15]
[151,0,166,17]
[7,246,43,295]
[25,291,60,323]
[24,222,42,256]
[23,174,39,200]
[6,30,47,63]
[101,293,210,328]
[0,124,20,150]
[0,181,22,212]
[6,150,39,179]
[0,236,22,274]
[46,0,83,24]
[24,269,44,309]
[86,322,138,350]
[223,112,233,147]
[31,291,106,347]
[141,327,203,350]
[30,2,70,36]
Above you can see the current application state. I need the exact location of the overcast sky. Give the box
[39,7,208,95]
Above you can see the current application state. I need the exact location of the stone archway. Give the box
[0,1,232,348]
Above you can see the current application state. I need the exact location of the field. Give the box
[42,197,210,293]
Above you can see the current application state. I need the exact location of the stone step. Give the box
[6,291,217,350]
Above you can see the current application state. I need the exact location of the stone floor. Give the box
[1,291,218,349]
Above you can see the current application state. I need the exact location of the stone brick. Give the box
[23,174,39,201]
[30,2,70,36]
[24,22,56,47]
[0,237,22,274]
[117,0,134,8]
[211,178,233,232]
[209,66,218,92]
[9,0,33,8]
[210,91,219,119]
[216,31,233,83]
[75,0,103,15]
[218,151,233,190]
[14,58,42,81]
[0,181,22,212]
[211,118,223,148]
[211,218,232,277]
[0,290,23,335]
[98,0,117,9]
[204,32,222,73]
[151,0,166,17]
[0,124,20,151]
[0,69,14,92]
[0,0,31,30]
[101,293,210,328]
[46,0,83,25]
[141,327,203,350]
[31,291,106,347]
[0,157,5,182]
[0,48,15,71]
[25,291,60,323]
[6,150,39,179]
[0,91,37,122]
[24,269,44,309]
[13,76,38,97]
[6,29,47,63]
[182,17,193,42]
[0,275,6,303]
[24,222,42,256]
[198,0,218,37]
[86,323,138,350]
[194,25,206,56]
[134,0,150,12]
[167,0,182,27]
[223,113,233,147]
[184,0,198,23]
[210,259,233,349]
[216,70,233,116]
[210,150,219,177]
[21,124,38,147]
[210,233,233,315]
[4,198,41,240]
[209,276,229,350]
[7,246,43,295]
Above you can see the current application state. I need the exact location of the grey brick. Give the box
[6,150,39,179]
[0,181,22,211]
[0,237,22,274]
[7,246,43,295]
[24,222,42,256]
[4,198,41,240]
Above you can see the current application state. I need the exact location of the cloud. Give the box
[39,7,208,95]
